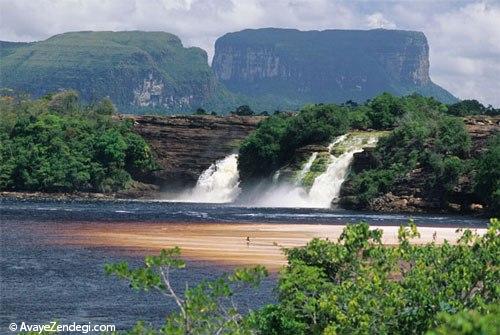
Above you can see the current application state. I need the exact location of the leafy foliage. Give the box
[105,247,268,334]
[425,304,500,335]
[109,221,499,334]
[251,220,500,334]
[447,99,499,117]
[238,93,458,184]
[345,99,478,207]
[232,105,255,116]
[0,91,156,192]
[475,134,500,213]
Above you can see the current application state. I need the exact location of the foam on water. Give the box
[247,133,380,208]
[171,154,241,203]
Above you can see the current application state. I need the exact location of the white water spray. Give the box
[173,154,241,203]
[295,152,318,185]
[249,133,381,208]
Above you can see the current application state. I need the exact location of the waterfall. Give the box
[295,152,318,185]
[248,133,380,208]
[173,154,241,203]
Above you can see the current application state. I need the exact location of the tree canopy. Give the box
[0,91,157,192]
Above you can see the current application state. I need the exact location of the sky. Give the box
[1,0,499,106]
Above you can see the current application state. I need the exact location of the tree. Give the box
[105,247,268,334]
[367,92,404,129]
[48,90,79,114]
[233,105,254,116]
[426,304,500,335]
[475,134,500,213]
[95,97,117,115]
[0,93,156,193]
[194,107,208,115]
[252,220,500,334]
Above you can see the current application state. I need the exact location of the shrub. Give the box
[475,134,500,213]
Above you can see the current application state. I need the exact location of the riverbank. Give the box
[0,185,162,202]
[52,222,487,270]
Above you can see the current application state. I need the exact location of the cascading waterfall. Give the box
[249,133,380,208]
[295,152,318,185]
[173,154,241,203]
[308,135,378,207]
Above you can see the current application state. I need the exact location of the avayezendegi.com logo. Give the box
[9,321,115,333]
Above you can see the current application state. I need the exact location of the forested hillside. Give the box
[0,91,157,193]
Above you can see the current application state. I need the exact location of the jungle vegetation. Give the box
[0,90,157,193]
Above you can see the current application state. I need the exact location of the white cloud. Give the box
[366,12,396,29]
[0,0,499,106]
[424,2,500,105]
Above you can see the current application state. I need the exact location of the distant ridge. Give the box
[213,28,457,108]
[0,29,457,114]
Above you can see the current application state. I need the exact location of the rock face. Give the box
[0,31,236,113]
[125,115,264,190]
[341,116,500,213]
[213,28,456,108]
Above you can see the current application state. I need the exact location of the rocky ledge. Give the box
[125,114,264,190]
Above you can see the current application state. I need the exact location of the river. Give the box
[0,198,488,332]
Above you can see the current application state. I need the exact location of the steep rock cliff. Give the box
[213,28,456,108]
[0,31,238,113]
[125,115,263,190]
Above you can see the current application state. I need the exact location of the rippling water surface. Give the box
[0,198,488,332]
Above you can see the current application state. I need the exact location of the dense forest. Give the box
[0,90,157,193]
[238,94,499,213]
[1,90,498,212]
[105,220,499,334]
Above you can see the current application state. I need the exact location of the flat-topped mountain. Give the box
[0,31,237,113]
[212,28,456,108]
[1,29,457,114]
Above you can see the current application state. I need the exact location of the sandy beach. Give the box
[54,222,487,270]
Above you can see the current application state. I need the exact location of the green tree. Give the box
[233,105,255,116]
[194,108,208,115]
[252,220,500,334]
[475,134,500,213]
[95,97,117,115]
[426,304,500,335]
[105,247,268,334]
[367,92,404,129]
[48,90,80,114]
[0,92,156,193]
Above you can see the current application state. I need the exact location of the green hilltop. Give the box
[0,31,239,114]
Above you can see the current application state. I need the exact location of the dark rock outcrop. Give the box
[213,28,457,108]
[125,115,264,190]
